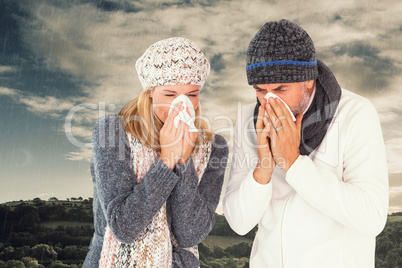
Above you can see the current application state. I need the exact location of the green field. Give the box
[40,221,94,229]
[2,200,91,212]
[203,235,252,248]
[387,215,402,223]
[39,221,252,248]
[1,199,401,268]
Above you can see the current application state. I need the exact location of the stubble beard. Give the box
[291,82,311,116]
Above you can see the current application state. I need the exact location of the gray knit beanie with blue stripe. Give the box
[246,19,318,85]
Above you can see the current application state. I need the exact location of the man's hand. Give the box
[266,97,303,172]
[254,98,275,184]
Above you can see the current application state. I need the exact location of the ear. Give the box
[304,80,315,95]
[305,80,315,89]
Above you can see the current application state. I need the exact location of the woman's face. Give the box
[150,84,201,123]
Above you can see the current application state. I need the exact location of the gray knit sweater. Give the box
[82,115,228,267]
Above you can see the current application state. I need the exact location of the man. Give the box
[223,19,388,268]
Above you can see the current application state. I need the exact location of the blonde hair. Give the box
[118,87,213,152]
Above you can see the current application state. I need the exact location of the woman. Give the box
[83,37,228,268]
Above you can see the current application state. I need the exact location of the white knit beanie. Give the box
[135,37,210,90]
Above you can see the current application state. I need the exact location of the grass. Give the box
[203,235,252,248]
[40,223,253,248]
[40,221,94,229]
[387,215,402,223]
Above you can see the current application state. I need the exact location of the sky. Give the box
[0,0,401,213]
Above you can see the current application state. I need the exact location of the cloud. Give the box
[91,0,143,13]
[0,66,15,73]
[389,186,402,198]
[0,87,18,96]
[6,0,402,172]
[295,1,402,97]
[209,53,225,73]
[90,0,227,12]
[323,41,398,93]
[18,95,76,118]
[371,74,402,111]
[0,90,103,166]
[378,111,399,124]
[332,41,395,74]
[65,124,93,139]
[389,173,402,213]
[64,147,92,162]
[0,87,94,124]
[12,0,402,103]
[0,83,106,164]
[385,138,402,174]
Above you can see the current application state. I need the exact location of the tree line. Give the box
[0,199,401,267]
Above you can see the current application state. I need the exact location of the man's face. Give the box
[253,80,314,116]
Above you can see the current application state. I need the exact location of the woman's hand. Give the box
[160,101,184,170]
[253,98,275,184]
[178,122,198,164]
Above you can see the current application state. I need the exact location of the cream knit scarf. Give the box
[98,133,211,268]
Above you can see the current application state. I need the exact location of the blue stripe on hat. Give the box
[246,59,317,71]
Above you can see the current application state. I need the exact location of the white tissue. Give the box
[168,94,198,132]
[264,92,296,121]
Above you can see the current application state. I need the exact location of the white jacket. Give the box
[223,89,389,268]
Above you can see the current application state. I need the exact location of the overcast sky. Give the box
[1,0,401,213]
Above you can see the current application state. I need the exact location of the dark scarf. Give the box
[253,60,342,155]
